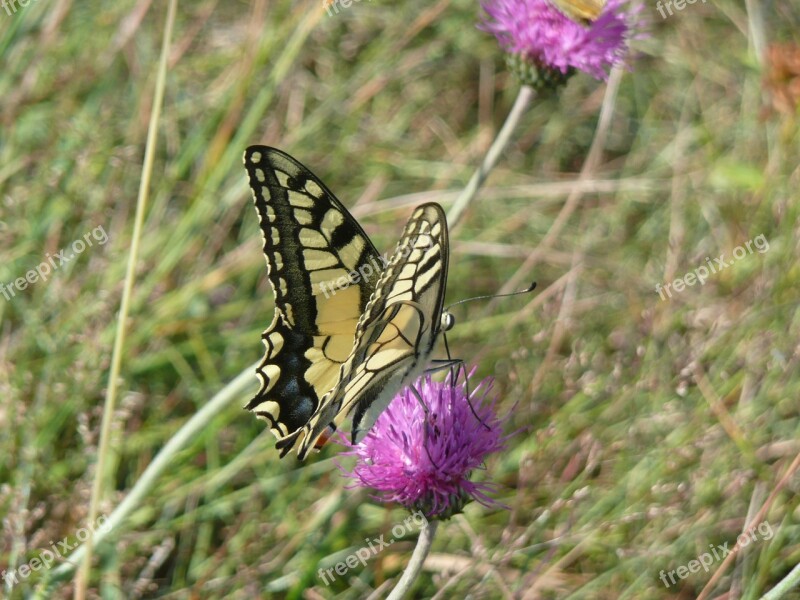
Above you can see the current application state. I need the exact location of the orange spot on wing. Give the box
[314,425,336,450]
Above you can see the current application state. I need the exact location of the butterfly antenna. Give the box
[429,328,464,401]
[445,281,537,312]
[436,282,536,431]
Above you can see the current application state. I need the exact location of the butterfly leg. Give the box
[406,383,443,469]
[437,331,485,427]
[426,358,463,371]
[425,360,491,432]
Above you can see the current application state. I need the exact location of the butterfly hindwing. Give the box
[290,203,450,458]
[243,146,383,455]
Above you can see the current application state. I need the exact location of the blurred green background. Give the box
[1,0,799,598]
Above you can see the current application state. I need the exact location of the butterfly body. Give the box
[244,146,450,459]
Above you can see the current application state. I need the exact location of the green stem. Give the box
[760,563,800,599]
[386,519,439,600]
[34,365,255,597]
[446,84,535,228]
[74,1,178,597]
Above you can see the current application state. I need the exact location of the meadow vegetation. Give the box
[1,0,798,597]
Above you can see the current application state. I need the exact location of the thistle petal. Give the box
[479,0,643,82]
[338,369,510,519]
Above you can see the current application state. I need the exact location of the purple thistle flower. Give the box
[337,370,510,519]
[480,0,640,82]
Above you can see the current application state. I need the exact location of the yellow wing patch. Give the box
[281,204,452,459]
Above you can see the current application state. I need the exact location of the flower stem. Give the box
[386,520,439,600]
[74,1,178,598]
[34,365,255,598]
[760,562,800,599]
[446,84,535,228]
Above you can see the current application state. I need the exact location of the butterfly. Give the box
[243,146,452,460]
[548,0,605,23]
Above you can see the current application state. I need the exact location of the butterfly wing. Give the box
[547,0,605,23]
[288,203,450,459]
[243,146,384,456]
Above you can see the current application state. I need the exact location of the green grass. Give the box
[1,0,799,598]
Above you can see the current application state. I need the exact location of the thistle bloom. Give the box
[338,370,509,519]
[480,0,638,82]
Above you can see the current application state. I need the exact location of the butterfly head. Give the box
[440,310,455,333]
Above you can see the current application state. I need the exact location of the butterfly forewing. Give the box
[292,204,450,458]
[243,146,383,455]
